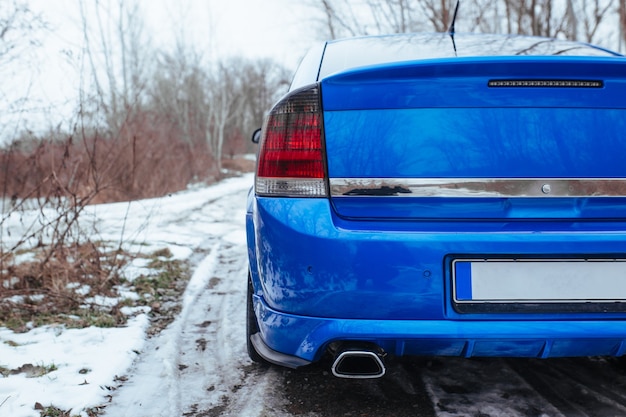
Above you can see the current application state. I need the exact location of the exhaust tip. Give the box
[331,350,386,379]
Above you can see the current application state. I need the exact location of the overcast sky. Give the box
[2,0,321,134]
[33,0,319,65]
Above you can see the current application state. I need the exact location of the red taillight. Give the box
[256,85,327,197]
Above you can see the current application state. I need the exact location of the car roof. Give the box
[317,32,622,81]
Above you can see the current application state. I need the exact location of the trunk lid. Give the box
[321,57,626,220]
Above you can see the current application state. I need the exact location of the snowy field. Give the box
[0,174,256,417]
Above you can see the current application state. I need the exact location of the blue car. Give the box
[245,32,626,378]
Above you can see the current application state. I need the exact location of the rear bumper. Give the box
[253,294,626,364]
[250,197,626,319]
[247,196,626,363]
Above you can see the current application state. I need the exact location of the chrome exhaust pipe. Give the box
[331,345,386,379]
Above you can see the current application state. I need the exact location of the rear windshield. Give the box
[319,33,621,79]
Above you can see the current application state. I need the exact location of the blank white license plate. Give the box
[453,259,626,303]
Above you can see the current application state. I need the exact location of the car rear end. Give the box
[246,33,626,377]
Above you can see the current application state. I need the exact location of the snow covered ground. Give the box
[0,174,258,417]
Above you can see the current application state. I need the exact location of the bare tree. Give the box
[621,0,626,50]
[150,46,209,146]
[79,0,152,134]
[416,0,455,32]
[314,0,364,37]
[0,1,43,69]
[204,61,247,172]
[0,1,46,137]
[308,0,623,52]
[576,0,614,43]
[234,58,291,144]
[308,0,426,38]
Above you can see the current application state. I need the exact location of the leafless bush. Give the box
[0,104,216,324]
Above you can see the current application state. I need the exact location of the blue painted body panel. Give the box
[247,52,626,364]
[323,108,626,179]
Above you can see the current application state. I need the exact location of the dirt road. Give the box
[104,176,626,417]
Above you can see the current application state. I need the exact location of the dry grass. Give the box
[0,245,189,333]
[0,115,219,206]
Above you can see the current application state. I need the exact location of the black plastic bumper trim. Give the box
[250,333,312,369]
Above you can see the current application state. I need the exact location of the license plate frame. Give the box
[452,258,626,313]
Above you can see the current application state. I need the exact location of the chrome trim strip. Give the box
[330,178,626,198]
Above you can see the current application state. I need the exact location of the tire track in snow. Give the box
[169,243,221,416]
[164,187,282,416]
[101,177,283,417]
[98,243,222,417]
[184,237,290,416]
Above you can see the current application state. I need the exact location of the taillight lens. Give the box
[256,85,327,197]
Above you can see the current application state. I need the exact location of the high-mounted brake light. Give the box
[256,85,327,197]
[488,79,603,88]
